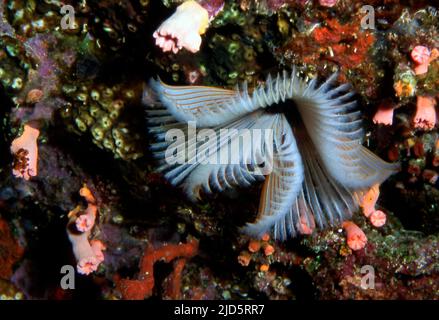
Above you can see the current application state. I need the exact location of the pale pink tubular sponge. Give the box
[342,221,367,251]
[67,228,100,275]
[413,95,437,130]
[153,1,209,54]
[10,123,40,180]
[67,185,104,275]
[373,103,394,126]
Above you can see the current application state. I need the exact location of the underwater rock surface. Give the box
[0,0,438,300]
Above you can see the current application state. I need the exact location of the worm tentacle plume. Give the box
[146,67,399,240]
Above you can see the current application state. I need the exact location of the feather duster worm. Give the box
[145,67,399,240]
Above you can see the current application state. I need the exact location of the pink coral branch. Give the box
[67,227,100,275]
[342,221,367,251]
[75,204,97,233]
[360,184,387,227]
[66,185,104,275]
[413,95,437,131]
[153,1,209,54]
[11,123,40,180]
[411,46,438,75]
[373,103,395,126]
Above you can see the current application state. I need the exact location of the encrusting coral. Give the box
[116,237,199,300]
